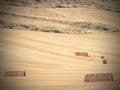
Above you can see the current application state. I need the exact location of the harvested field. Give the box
[0,29,120,90]
[0,4,120,33]
[0,1,120,89]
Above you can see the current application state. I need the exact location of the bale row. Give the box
[4,71,26,77]
[75,52,88,57]
[84,73,113,83]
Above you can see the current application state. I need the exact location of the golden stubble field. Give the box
[0,0,120,90]
[0,5,120,34]
[0,29,120,90]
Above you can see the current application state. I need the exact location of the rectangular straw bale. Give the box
[75,52,88,57]
[84,73,113,83]
[4,71,26,77]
